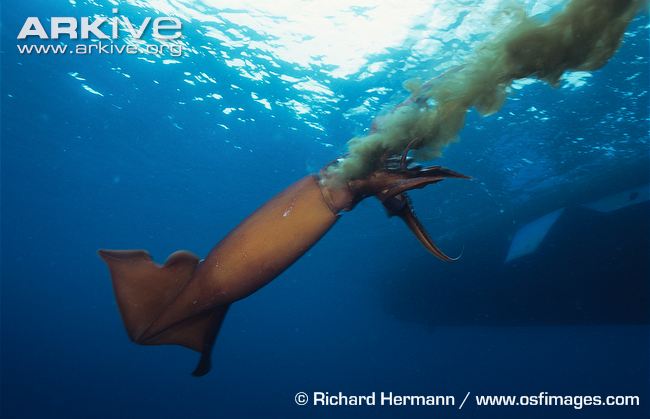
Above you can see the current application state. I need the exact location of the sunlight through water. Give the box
[65,0,648,198]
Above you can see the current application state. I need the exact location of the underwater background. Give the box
[2,1,649,418]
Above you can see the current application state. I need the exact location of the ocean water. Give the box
[1,1,649,418]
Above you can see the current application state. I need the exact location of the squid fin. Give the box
[98,249,229,376]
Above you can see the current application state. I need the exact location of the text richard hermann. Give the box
[313,391,454,407]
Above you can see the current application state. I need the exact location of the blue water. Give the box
[2,1,649,418]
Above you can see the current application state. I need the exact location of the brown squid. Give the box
[99,150,468,376]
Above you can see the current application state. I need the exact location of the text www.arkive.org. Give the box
[16,42,182,57]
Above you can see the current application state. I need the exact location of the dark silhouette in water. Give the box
[381,201,650,327]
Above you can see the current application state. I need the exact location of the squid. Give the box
[99,148,468,376]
